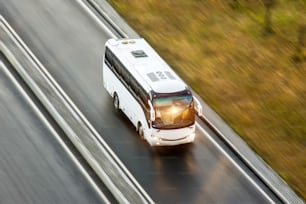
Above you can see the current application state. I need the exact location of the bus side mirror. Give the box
[193,96,203,117]
[148,100,155,121]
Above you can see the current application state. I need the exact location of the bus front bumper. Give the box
[149,127,195,146]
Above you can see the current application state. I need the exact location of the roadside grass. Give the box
[108,0,306,199]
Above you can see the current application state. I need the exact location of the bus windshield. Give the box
[152,95,195,129]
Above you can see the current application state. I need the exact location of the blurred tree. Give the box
[263,0,276,35]
[293,24,306,62]
[229,0,240,9]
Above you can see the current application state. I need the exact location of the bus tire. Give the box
[137,123,144,140]
[113,92,119,110]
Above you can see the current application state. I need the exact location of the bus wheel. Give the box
[113,93,119,110]
[137,123,144,140]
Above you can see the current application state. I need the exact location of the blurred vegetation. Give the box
[108,0,306,199]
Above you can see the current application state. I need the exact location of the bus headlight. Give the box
[152,135,159,141]
[151,135,160,145]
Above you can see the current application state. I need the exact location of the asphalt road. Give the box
[0,55,106,203]
[0,0,281,203]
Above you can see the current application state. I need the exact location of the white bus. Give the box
[103,38,202,146]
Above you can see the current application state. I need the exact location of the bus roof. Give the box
[105,38,188,94]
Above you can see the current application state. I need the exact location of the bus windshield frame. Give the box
[151,90,195,129]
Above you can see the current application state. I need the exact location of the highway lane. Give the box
[0,0,280,203]
[0,55,108,203]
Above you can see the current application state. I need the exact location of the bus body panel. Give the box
[103,62,150,138]
[150,125,195,146]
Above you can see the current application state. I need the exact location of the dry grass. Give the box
[108,0,306,199]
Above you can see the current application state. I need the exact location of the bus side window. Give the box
[122,67,130,84]
[130,77,139,95]
[105,47,113,67]
[113,57,123,76]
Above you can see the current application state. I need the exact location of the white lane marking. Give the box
[0,61,110,204]
[196,123,275,204]
[76,0,116,38]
